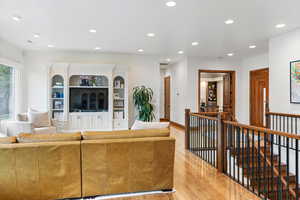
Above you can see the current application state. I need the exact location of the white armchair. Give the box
[2,112,57,136]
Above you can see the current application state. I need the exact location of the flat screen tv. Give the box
[69,88,108,112]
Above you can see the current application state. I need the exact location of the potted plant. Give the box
[133,86,155,122]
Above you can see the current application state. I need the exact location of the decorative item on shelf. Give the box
[55,82,63,86]
[207,81,217,103]
[80,75,90,86]
[114,111,124,119]
[133,86,155,122]
[91,76,97,86]
[54,100,64,109]
[114,93,120,99]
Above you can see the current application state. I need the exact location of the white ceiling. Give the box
[0,0,299,60]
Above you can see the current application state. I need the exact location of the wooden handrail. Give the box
[223,120,300,140]
[190,113,218,121]
[266,111,300,118]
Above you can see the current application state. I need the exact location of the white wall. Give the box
[159,68,166,119]
[23,50,161,125]
[165,56,239,125]
[165,58,188,125]
[269,28,300,114]
[237,53,269,123]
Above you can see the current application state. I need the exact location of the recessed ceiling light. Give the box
[275,24,286,28]
[47,44,54,48]
[89,29,97,33]
[192,42,199,46]
[166,1,176,7]
[249,45,256,49]
[33,33,40,38]
[227,53,234,57]
[178,50,184,54]
[94,47,101,50]
[137,49,144,52]
[12,15,22,22]
[147,33,155,37]
[224,19,234,25]
[166,58,171,62]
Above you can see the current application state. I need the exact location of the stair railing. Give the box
[185,108,300,200]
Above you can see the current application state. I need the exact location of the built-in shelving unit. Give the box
[51,75,65,120]
[113,76,125,120]
[48,63,129,131]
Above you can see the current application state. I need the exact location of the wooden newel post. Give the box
[217,113,225,173]
[185,109,190,150]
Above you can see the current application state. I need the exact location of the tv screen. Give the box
[69,88,108,112]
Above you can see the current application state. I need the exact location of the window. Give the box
[0,64,14,119]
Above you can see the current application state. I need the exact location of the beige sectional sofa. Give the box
[0,128,175,200]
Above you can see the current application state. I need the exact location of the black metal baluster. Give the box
[296,139,299,200]
[286,136,290,200]
[199,117,202,159]
[242,128,245,187]
[278,135,282,200]
[252,129,255,193]
[213,120,216,167]
[270,133,275,199]
[247,129,250,190]
[237,127,241,184]
[263,132,267,199]
[233,126,236,181]
[229,124,232,178]
[258,131,261,197]
[210,119,212,166]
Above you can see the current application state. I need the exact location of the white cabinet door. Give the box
[69,112,111,131]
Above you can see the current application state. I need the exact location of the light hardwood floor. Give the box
[103,127,260,200]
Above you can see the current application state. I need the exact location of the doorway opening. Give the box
[198,70,236,119]
[164,76,171,121]
[250,68,269,127]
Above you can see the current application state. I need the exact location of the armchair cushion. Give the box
[17,132,82,143]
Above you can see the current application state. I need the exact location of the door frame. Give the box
[249,68,269,126]
[164,76,171,121]
[198,69,236,118]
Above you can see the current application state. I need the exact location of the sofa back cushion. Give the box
[0,136,16,144]
[82,128,170,140]
[17,132,82,143]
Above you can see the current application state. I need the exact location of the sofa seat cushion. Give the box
[34,126,57,134]
[0,136,16,144]
[82,128,170,140]
[17,132,82,143]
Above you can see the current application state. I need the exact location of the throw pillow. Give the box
[131,120,169,130]
[28,111,51,128]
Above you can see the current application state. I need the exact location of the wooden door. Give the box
[164,76,171,121]
[250,68,269,127]
[223,73,232,116]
